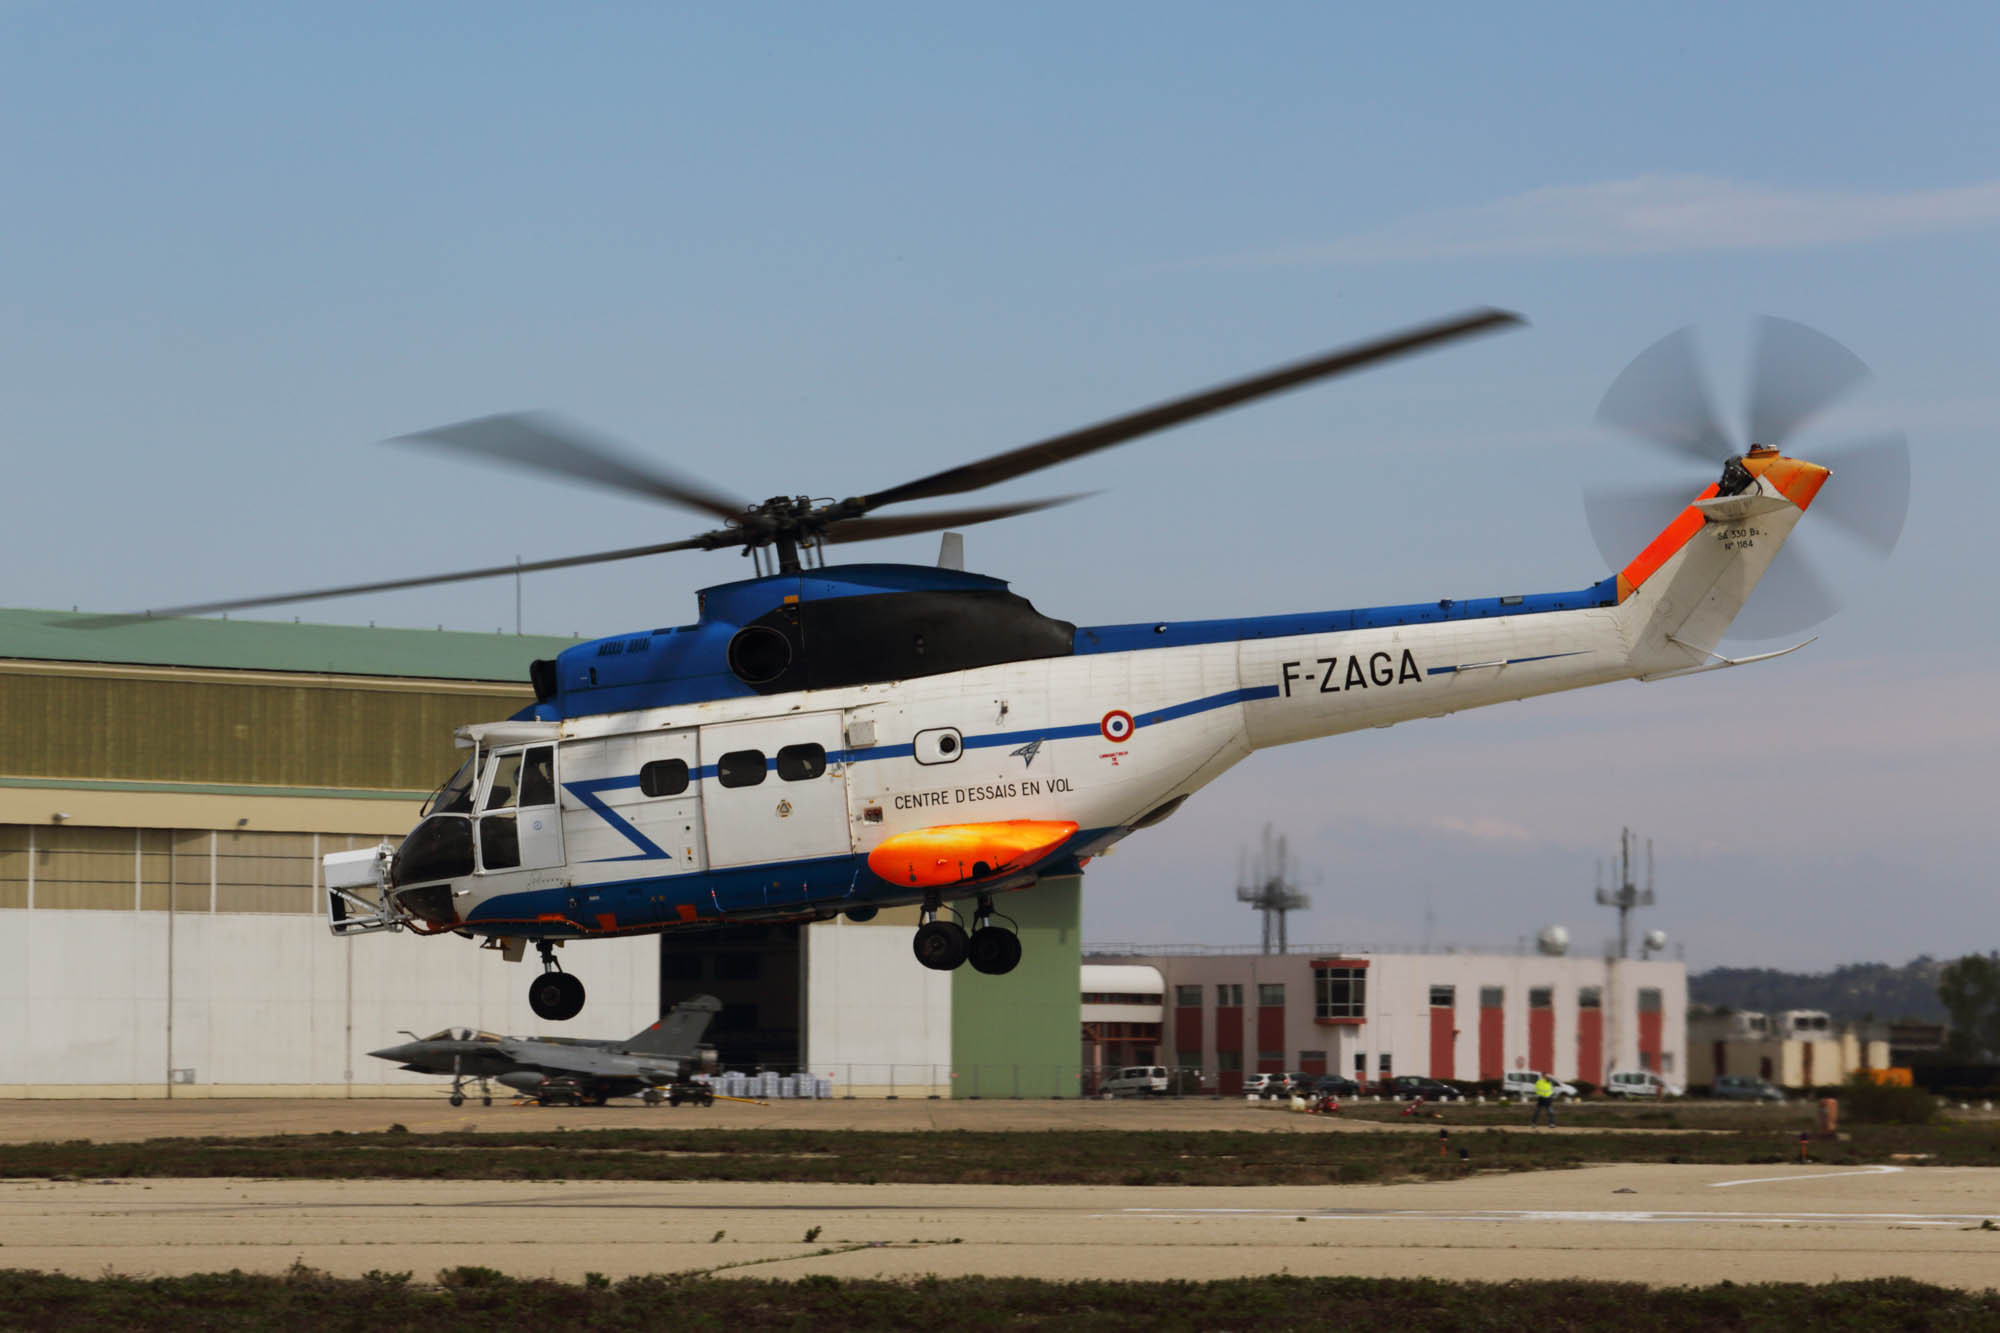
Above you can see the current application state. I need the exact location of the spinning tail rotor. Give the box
[1585,317,1910,641]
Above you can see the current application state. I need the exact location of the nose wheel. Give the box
[528,942,587,1020]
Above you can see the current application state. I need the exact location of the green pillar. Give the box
[951,875,1081,1098]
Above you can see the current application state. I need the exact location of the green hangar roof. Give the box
[0,609,583,683]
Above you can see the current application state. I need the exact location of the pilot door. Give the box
[699,712,850,870]
[475,743,564,874]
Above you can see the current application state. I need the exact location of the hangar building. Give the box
[0,609,1080,1098]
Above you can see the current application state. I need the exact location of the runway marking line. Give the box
[1710,1164,1901,1188]
[1106,1203,1983,1228]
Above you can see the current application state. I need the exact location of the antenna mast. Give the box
[1236,824,1311,954]
[1594,827,1656,958]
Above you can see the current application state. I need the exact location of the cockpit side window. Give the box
[482,752,524,812]
[518,745,556,807]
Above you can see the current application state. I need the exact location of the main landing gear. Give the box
[912,895,1022,976]
[528,941,587,1021]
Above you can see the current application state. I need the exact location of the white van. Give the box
[1503,1071,1577,1102]
[1101,1065,1170,1097]
[1604,1069,1684,1099]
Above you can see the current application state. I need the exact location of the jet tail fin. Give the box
[619,993,722,1058]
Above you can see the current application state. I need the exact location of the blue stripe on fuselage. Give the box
[1073,577,1618,655]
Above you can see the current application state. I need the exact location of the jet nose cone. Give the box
[368,1044,415,1062]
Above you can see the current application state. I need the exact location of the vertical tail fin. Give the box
[619,993,722,1057]
[1613,451,1828,667]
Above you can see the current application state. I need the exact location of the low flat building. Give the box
[1089,946,1685,1094]
[1686,1008,1891,1089]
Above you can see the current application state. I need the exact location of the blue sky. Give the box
[4,4,1993,969]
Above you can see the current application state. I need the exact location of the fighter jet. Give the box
[369,993,722,1106]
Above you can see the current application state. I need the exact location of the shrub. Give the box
[1841,1073,1936,1125]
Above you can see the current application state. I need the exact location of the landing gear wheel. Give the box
[912,919,969,970]
[481,1095,492,1107]
[967,925,1022,975]
[529,970,587,1021]
[643,1087,663,1106]
[449,1092,464,1107]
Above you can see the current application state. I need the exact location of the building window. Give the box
[1082,992,1162,1005]
[1480,986,1504,1009]
[1175,1051,1201,1072]
[1217,1051,1242,1072]
[1314,967,1366,1020]
[1429,984,1455,1008]
[1578,987,1602,1010]
[1638,988,1662,1013]
[639,758,689,798]
[1353,1052,1366,1075]
[1529,986,1553,1010]
[1217,983,1244,1008]
[1175,984,1202,1008]
[1258,983,1286,1007]
[716,750,766,788]
[1258,1049,1284,1064]
[1299,1049,1326,1064]
[775,743,827,782]
[1378,1053,1393,1074]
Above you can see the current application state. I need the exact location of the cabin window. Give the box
[716,750,767,788]
[776,743,827,781]
[640,758,690,798]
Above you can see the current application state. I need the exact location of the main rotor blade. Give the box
[391,412,749,523]
[859,308,1524,510]
[1746,316,1869,448]
[1725,540,1842,642]
[70,535,729,627]
[818,495,1088,544]
[1595,327,1736,465]
[1803,432,1910,557]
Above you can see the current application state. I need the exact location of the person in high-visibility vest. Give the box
[1531,1074,1557,1128]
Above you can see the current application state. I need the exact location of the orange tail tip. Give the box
[866,819,1079,889]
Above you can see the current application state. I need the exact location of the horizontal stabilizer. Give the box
[866,819,1079,889]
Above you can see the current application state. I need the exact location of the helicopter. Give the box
[150,308,1904,1022]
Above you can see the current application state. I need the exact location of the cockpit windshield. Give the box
[421,1028,500,1043]
[424,755,479,817]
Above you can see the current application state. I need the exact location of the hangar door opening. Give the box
[660,924,804,1072]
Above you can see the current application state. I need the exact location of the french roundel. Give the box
[1099,710,1135,742]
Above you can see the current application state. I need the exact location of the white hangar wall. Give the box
[0,908,658,1097]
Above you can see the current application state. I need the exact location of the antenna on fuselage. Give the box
[937,531,964,570]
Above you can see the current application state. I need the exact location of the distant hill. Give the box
[1689,957,1947,1024]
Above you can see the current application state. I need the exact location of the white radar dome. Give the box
[1536,924,1570,956]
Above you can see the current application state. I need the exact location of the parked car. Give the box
[1604,1069,1684,1098]
[1244,1072,1285,1098]
[1381,1075,1464,1101]
[1712,1074,1785,1102]
[1502,1070,1579,1102]
[1310,1074,1361,1098]
[1100,1065,1170,1097]
[1279,1072,1319,1097]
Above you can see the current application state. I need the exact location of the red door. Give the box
[1576,1008,1603,1085]
[1429,1006,1455,1080]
